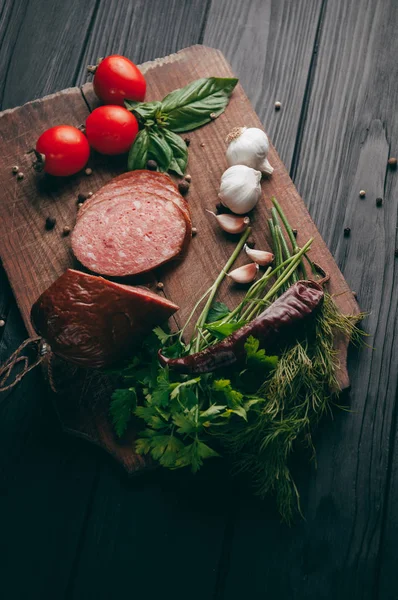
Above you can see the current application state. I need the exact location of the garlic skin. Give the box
[226,127,274,176]
[206,210,250,234]
[227,262,259,284]
[218,165,262,214]
[244,244,274,266]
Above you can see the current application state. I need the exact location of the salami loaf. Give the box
[31,269,179,368]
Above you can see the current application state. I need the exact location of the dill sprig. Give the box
[216,293,365,522]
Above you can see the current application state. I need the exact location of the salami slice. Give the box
[31,269,179,368]
[78,170,189,221]
[72,193,188,277]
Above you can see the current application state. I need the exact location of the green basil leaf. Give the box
[125,100,162,122]
[161,77,238,133]
[147,129,173,172]
[127,128,150,171]
[162,129,188,176]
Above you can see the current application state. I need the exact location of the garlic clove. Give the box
[244,244,274,266]
[227,262,259,284]
[219,165,262,214]
[206,210,250,234]
[260,158,274,176]
[226,126,273,176]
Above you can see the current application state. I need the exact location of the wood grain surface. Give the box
[0,1,397,599]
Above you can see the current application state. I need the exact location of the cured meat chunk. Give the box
[31,269,179,368]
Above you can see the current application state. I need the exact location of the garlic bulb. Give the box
[206,210,250,234]
[226,127,274,175]
[219,165,262,214]
[244,244,274,266]
[227,262,259,284]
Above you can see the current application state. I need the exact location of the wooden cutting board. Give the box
[0,46,359,472]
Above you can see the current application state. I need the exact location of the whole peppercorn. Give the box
[352,291,357,298]
[191,227,197,236]
[246,238,256,248]
[376,197,383,207]
[359,190,366,198]
[146,159,158,171]
[185,174,192,183]
[178,180,190,196]
[77,193,87,204]
[16,172,24,181]
[45,216,56,230]
[62,226,71,236]
[77,202,84,209]
[344,227,351,237]
[200,142,205,148]
[210,113,217,119]
[292,229,298,237]
[274,101,282,110]
[184,137,190,146]
[87,191,93,198]
[85,168,93,176]
[12,166,19,174]
[388,157,397,169]
[156,282,164,290]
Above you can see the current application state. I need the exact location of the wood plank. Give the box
[66,460,232,600]
[218,1,398,598]
[74,0,212,85]
[203,0,323,171]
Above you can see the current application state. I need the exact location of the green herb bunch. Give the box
[125,77,238,175]
[109,198,365,521]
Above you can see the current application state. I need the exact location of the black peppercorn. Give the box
[191,227,197,236]
[292,229,298,237]
[376,197,383,207]
[62,226,71,236]
[156,282,164,290]
[146,159,157,171]
[45,216,56,230]
[184,137,190,146]
[77,193,87,204]
[344,227,351,237]
[178,180,190,196]
[246,238,256,248]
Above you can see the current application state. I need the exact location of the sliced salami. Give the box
[72,193,188,277]
[78,170,189,221]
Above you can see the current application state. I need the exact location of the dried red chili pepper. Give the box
[158,280,324,374]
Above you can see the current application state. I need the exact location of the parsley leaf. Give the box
[205,320,246,340]
[109,388,137,438]
[206,301,230,323]
[244,336,279,370]
[152,368,171,407]
[212,379,243,409]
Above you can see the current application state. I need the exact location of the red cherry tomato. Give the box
[36,125,90,177]
[93,55,146,106]
[85,105,139,155]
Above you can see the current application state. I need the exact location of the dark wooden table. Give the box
[0,1,397,598]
